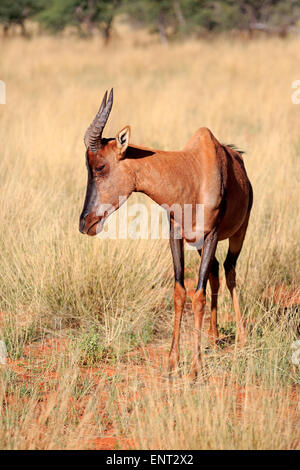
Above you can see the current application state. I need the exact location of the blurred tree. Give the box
[37,0,122,42]
[0,0,44,36]
[180,0,300,35]
[125,0,300,39]
[124,0,182,43]
[2,0,300,39]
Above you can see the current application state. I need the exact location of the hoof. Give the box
[208,330,219,347]
[188,371,206,387]
[236,329,248,347]
[167,363,182,379]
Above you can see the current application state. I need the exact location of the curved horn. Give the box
[84,88,114,152]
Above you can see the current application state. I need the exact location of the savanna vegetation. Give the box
[0,13,299,450]
[1,0,300,40]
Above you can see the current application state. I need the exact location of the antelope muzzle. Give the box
[79,211,102,236]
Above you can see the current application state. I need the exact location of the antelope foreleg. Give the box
[191,229,218,381]
[168,282,186,373]
[208,258,220,346]
[168,221,185,375]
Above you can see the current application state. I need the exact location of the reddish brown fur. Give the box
[80,125,252,380]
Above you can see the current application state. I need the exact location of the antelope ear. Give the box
[116,126,130,158]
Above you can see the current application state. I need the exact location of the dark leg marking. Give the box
[168,220,186,374]
[191,228,218,380]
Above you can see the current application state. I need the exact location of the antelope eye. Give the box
[95,164,105,173]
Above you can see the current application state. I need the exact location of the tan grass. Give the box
[0,32,299,449]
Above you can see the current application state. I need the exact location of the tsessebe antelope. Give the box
[79,89,253,380]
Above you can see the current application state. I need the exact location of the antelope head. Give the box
[79,89,134,236]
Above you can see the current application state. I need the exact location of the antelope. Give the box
[79,89,253,380]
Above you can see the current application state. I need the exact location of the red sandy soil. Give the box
[4,337,164,449]
[3,331,299,450]
[262,284,300,308]
[1,283,299,450]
